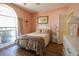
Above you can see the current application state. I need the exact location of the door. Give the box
[59,12,73,44]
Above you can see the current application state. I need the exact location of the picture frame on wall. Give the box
[37,16,48,24]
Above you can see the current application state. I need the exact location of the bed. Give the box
[26,32,50,47]
[15,28,51,55]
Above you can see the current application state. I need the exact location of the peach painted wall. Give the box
[36,5,72,32]
[6,3,37,35]
[30,13,37,32]
[36,4,79,44]
[5,3,79,37]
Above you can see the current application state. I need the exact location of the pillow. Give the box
[36,28,50,34]
[41,28,49,34]
[36,28,42,33]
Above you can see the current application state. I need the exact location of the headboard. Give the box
[36,26,52,34]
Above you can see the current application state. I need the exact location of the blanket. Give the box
[15,35,46,56]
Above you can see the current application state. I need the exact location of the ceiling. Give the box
[15,3,68,12]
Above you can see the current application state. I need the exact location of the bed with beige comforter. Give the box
[15,32,50,55]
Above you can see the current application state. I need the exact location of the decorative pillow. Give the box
[36,27,50,34]
[41,28,49,34]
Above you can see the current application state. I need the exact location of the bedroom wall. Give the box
[36,5,72,32]
[6,3,37,35]
[36,4,79,44]
[36,5,73,44]
[5,3,79,39]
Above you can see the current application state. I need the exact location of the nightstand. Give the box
[52,33,58,43]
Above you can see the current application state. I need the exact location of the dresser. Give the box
[64,36,79,56]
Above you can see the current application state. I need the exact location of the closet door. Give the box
[59,13,73,44]
[59,15,67,44]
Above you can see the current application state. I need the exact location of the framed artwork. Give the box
[37,16,48,24]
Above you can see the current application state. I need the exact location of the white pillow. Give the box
[41,29,49,34]
[36,29,42,33]
[36,28,50,34]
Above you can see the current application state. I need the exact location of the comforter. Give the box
[15,35,46,56]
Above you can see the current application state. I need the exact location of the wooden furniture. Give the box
[52,34,57,43]
[64,36,79,56]
[52,32,59,43]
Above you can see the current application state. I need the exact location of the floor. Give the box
[0,43,63,56]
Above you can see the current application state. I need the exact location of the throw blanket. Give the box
[15,35,46,56]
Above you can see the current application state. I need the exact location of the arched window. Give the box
[0,4,18,46]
